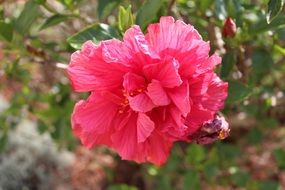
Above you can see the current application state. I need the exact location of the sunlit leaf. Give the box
[67,23,119,49]
[250,13,285,34]
[267,0,284,23]
[118,5,134,32]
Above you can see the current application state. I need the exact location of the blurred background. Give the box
[0,0,285,189]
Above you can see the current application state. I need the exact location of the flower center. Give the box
[118,87,146,114]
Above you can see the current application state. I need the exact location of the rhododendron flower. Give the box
[67,16,228,165]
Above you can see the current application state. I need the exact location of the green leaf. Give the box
[227,81,251,103]
[108,184,138,190]
[67,23,120,49]
[40,14,70,30]
[0,133,8,152]
[215,0,227,20]
[14,0,40,35]
[273,148,285,170]
[258,180,280,190]
[252,49,273,74]
[267,0,284,23]
[186,144,205,165]
[247,128,263,144]
[0,21,13,42]
[135,0,166,30]
[250,13,285,34]
[34,0,46,4]
[118,5,134,32]
[274,44,285,55]
[98,0,121,20]
[221,51,236,78]
[231,171,250,187]
[183,170,200,190]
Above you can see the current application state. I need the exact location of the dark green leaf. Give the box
[0,21,13,42]
[186,144,205,165]
[267,0,284,23]
[250,13,285,34]
[231,171,250,187]
[273,148,285,170]
[247,128,263,144]
[40,14,70,30]
[183,170,200,190]
[135,0,166,30]
[34,0,46,4]
[108,184,138,190]
[258,180,280,190]
[118,5,134,32]
[98,0,121,20]
[67,23,119,49]
[14,0,40,35]
[252,49,273,74]
[0,133,8,152]
[227,81,251,103]
[221,51,236,78]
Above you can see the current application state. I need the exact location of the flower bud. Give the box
[222,17,237,38]
[189,114,230,144]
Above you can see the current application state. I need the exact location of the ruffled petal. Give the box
[101,39,130,65]
[67,40,127,92]
[143,58,182,88]
[146,80,170,106]
[123,25,160,67]
[168,80,191,115]
[71,92,118,148]
[146,16,201,54]
[123,72,146,92]
[201,74,228,112]
[111,112,138,160]
[146,130,173,165]
[128,93,155,112]
[137,113,155,143]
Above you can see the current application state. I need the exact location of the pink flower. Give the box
[67,16,228,165]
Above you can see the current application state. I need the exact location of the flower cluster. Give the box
[67,16,228,165]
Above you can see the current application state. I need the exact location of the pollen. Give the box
[218,129,227,140]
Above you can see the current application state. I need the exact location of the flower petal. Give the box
[137,113,155,143]
[123,72,146,92]
[146,80,170,106]
[185,105,214,135]
[146,130,173,165]
[168,80,191,115]
[67,40,127,92]
[201,74,228,112]
[123,25,160,67]
[146,16,201,54]
[111,112,138,160]
[143,58,182,88]
[72,92,118,148]
[128,93,155,112]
